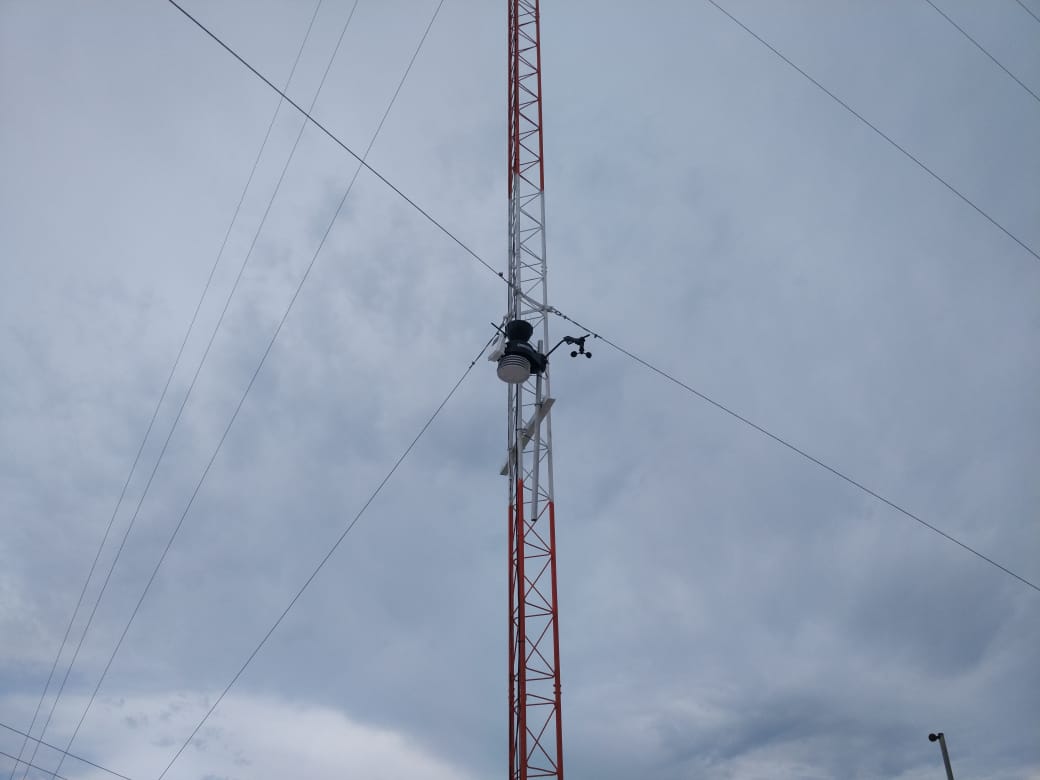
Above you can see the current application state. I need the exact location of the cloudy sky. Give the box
[2,1,1039,778]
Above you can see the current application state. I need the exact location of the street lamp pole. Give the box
[928,732,955,780]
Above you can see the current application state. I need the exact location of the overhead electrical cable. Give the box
[155,331,492,780]
[6,3,326,778]
[701,0,1040,265]
[924,0,1040,105]
[163,0,503,281]
[164,0,1039,597]
[169,0,1040,271]
[1,751,70,780]
[42,4,446,777]
[0,722,132,780]
[548,308,1040,594]
[38,5,361,779]
[1015,0,1040,25]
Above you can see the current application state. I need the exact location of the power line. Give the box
[29,2,351,776]
[43,9,365,730]
[35,3,355,778]
[42,0,359,768]
[164,0,504,283]
[0,751,69,780]
[163,0,1039,597]
[924,0,1040,105]
[548,308,1040,595]
[701,0,1040,266]
[178,0,1040,282]
[42,4,447,777]
[0,722,132,780]
[155,331,494,780]
[165,0,1039,596]
[1015,0,1040,25]
[7,3,327,779]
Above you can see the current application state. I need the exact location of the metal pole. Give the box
[929,732,955,780]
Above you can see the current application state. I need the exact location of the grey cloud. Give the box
[2,1,1038,779]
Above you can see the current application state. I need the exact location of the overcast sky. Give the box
[2,1,1039,779]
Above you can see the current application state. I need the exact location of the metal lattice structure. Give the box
[505,1,564,778]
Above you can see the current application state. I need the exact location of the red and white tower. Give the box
[495,1,565,778]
